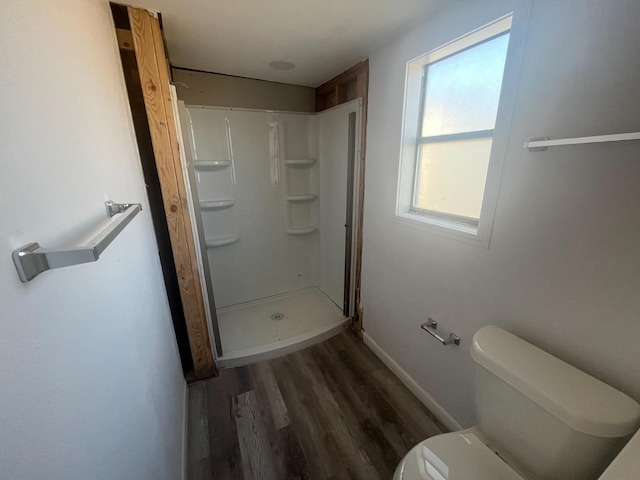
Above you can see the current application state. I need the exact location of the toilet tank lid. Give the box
[471,326,640,438]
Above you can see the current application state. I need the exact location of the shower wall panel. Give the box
[318,102,361,309]
[186,107,319,307]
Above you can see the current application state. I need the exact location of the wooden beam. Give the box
[115,28,134,51]
[128,6,215,378]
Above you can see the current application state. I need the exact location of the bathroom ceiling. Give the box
[128,0,449,87]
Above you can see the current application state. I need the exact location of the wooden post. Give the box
[128,6,215,378]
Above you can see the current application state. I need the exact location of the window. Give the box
[397,16,514,245]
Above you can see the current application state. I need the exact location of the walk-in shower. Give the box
[176,100,361,367]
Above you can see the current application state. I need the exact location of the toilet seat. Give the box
[394,431,525,480]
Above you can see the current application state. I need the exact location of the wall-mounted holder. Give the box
[286,226,317,235]
[284,158,316,168]
[286,194,317,202]
[12,201,141,282]
[420,318,460,346]
[200,199,235,210]
[523,131,640,152]
[206,234,240,248]
[193,159,231,170]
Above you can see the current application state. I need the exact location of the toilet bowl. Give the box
[394,326,640,480]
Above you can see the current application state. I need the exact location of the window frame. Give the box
[395,14,522,247]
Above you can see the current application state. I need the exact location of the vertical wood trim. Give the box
[128,6,215,378]
[147,14,215,366]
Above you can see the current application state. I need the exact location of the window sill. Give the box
[394,210,490,248]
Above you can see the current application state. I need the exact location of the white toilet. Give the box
[394,326,640,480]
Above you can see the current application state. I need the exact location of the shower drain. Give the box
[270,313,284,321]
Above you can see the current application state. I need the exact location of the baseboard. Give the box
[181,380,189,480]
[363,332,463,432]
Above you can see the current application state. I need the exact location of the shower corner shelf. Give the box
[194,159,232,170]
[286,226,318,235]
[206,234,240,248]
[284,158,316,168]
[200,199,235,210]
[286,194,317,202]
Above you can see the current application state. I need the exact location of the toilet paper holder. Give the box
[421,318,460,346]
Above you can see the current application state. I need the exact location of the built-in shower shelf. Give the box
[286,194,317,202]
[284,158,316,168]
[286,226,318,235]
[200,199,235,210]
[194,160,231,170]
[206,235,240,248]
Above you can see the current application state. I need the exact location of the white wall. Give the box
[0,2,186,479]
[362,0,640,428]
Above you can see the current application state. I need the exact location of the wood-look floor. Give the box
[187,330,445,480]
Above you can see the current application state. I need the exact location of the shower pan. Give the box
[175,100,361,367]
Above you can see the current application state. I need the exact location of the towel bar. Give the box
[12,201,141,282]
[421,318,460,346]
[523,131,640,152]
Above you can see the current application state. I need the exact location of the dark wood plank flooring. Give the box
[187,330,445,480]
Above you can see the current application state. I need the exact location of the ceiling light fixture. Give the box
[269,60,296,71]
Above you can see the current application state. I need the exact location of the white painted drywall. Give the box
[362,0,640,428]
[0,1,186,479]
[185,107,320,308]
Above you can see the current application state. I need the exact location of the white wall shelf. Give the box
[200,199,235,210]
[206,235,240,248]
[194,159,231,170]
[286,226,318,235]
[284,158,316,168]
[286,194,318,202]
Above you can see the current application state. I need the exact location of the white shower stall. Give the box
[176,100,361,367]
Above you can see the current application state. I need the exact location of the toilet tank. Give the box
[471,326,640,480]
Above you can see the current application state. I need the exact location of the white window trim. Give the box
[395,11,529,248]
